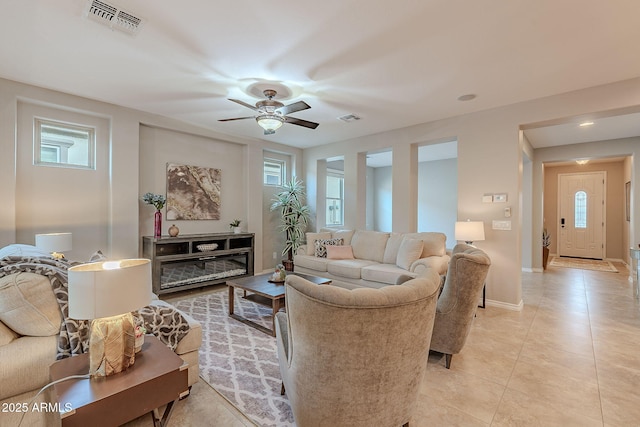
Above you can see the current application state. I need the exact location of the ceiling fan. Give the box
[219,89,319,135]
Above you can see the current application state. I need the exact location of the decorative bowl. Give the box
[197,243,218,252]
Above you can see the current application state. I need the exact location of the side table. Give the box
[49,335,188,427]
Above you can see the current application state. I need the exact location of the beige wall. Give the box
[0,78,302,270]
[543,160,626,260]
[304,77,640,309]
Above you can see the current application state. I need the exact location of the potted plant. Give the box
[270,177,311,271]
[229,219,242,234]
[542,228,550,270]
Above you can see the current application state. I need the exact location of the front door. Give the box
[558,172,605,259]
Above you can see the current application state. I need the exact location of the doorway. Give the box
[557,172,605,259]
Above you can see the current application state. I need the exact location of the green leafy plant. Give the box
[542,228,550,248]
[270,177,311,261]
[142,192,166,210]
[229,219,241,228]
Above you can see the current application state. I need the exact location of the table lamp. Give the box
[455,220,485,245]
[35,232,72,259]
[68,259,152,377]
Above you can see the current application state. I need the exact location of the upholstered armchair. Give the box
[429,243,491,369]
[276,271,441,427]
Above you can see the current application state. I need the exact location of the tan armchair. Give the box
[276,271,441,427]
[429,244,491,369]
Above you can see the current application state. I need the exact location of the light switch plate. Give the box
[492,220,512,230]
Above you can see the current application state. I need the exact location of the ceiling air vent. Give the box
[338,114,361,123]
[85,0,145,36]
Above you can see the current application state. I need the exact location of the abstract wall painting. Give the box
[166,163,221,220]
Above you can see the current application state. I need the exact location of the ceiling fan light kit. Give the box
[220,89,319,135]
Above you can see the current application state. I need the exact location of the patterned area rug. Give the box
[549,256,618,273]
[174,290,295,427]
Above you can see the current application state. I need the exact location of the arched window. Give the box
[575,191,587,228]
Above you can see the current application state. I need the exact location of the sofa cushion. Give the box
[328,259,379,279]
[327,245,355,260]
[305,232,332,255]
[383,233,404,264]
[405,232,447,258]
[396,238,424,270]
[314,238,344,258]
[0,273,61,336]
[332,229,355,246]
[351,230,389,263]
[0,321,17,346]
[362,264,418,285]
[0,335,58,401]
[0,244,50,259]
[294,254,331,272]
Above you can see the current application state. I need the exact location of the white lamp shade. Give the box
[455,221,485,243]
[35,233,72,253]
[68,259,152,320]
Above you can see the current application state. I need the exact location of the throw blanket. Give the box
[0,256,189,359]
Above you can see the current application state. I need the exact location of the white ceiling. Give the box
[2,1,640,149]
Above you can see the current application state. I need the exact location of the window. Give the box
[34,118,95,169]
[264,158,285,186]
[575,191,587,228]
[326,171,344,226]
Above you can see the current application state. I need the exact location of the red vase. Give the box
[154,210,162,238]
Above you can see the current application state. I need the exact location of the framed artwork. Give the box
[626,181,631,222]
[166,163,221,220]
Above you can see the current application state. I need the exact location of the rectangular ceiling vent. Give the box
[338,114,362,123]
[85,0,145,36]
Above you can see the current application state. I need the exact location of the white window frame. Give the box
[326,169,344,226]
[264,158,286,186]
[34,118,96,170]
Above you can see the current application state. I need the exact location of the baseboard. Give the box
[522,267,543,273]
[485,298,523,311]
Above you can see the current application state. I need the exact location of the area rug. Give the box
[549,256,618,273]
[173,290,295,427]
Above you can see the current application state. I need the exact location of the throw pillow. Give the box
[326,245,355,260]
[305,232,332,256]
[396,238,424,270]
[0,272,62,336]
[314,238,344,258]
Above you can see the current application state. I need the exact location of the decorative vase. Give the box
[542,247,550,270]
[168,224,179,237]
[233,226,241,234]
[154,210,162,238]
[134,334,144,353]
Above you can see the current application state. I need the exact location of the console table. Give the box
[143,232,254,295]
[49,336,188,427]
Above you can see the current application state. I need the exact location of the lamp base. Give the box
[89,312,136,377]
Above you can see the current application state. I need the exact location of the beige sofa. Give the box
[293,229,450,289]
[0,269,201,427]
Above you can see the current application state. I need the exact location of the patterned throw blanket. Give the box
[0,256,189,359]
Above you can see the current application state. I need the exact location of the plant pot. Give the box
[542,247,550,270]
[233,227,241,234]
[282,259,294,272]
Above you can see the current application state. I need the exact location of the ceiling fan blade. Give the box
[228,99,258,111]
[218,116,254,122]
[285,116,319,129]
[277,100,311,115]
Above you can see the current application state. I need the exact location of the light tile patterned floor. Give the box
[126,262,640,426]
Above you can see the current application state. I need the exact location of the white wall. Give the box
[373,167,393,232]
[303,77,640,309]
[418,158,457,246]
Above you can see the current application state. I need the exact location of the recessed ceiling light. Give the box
[579,121,594,127]
[457,94,477,102]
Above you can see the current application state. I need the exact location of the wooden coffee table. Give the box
[227,272,331,336]
[49,335,188,427]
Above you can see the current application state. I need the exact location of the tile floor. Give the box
[126,262,640,426]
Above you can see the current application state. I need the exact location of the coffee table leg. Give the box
[228,285,235,315]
